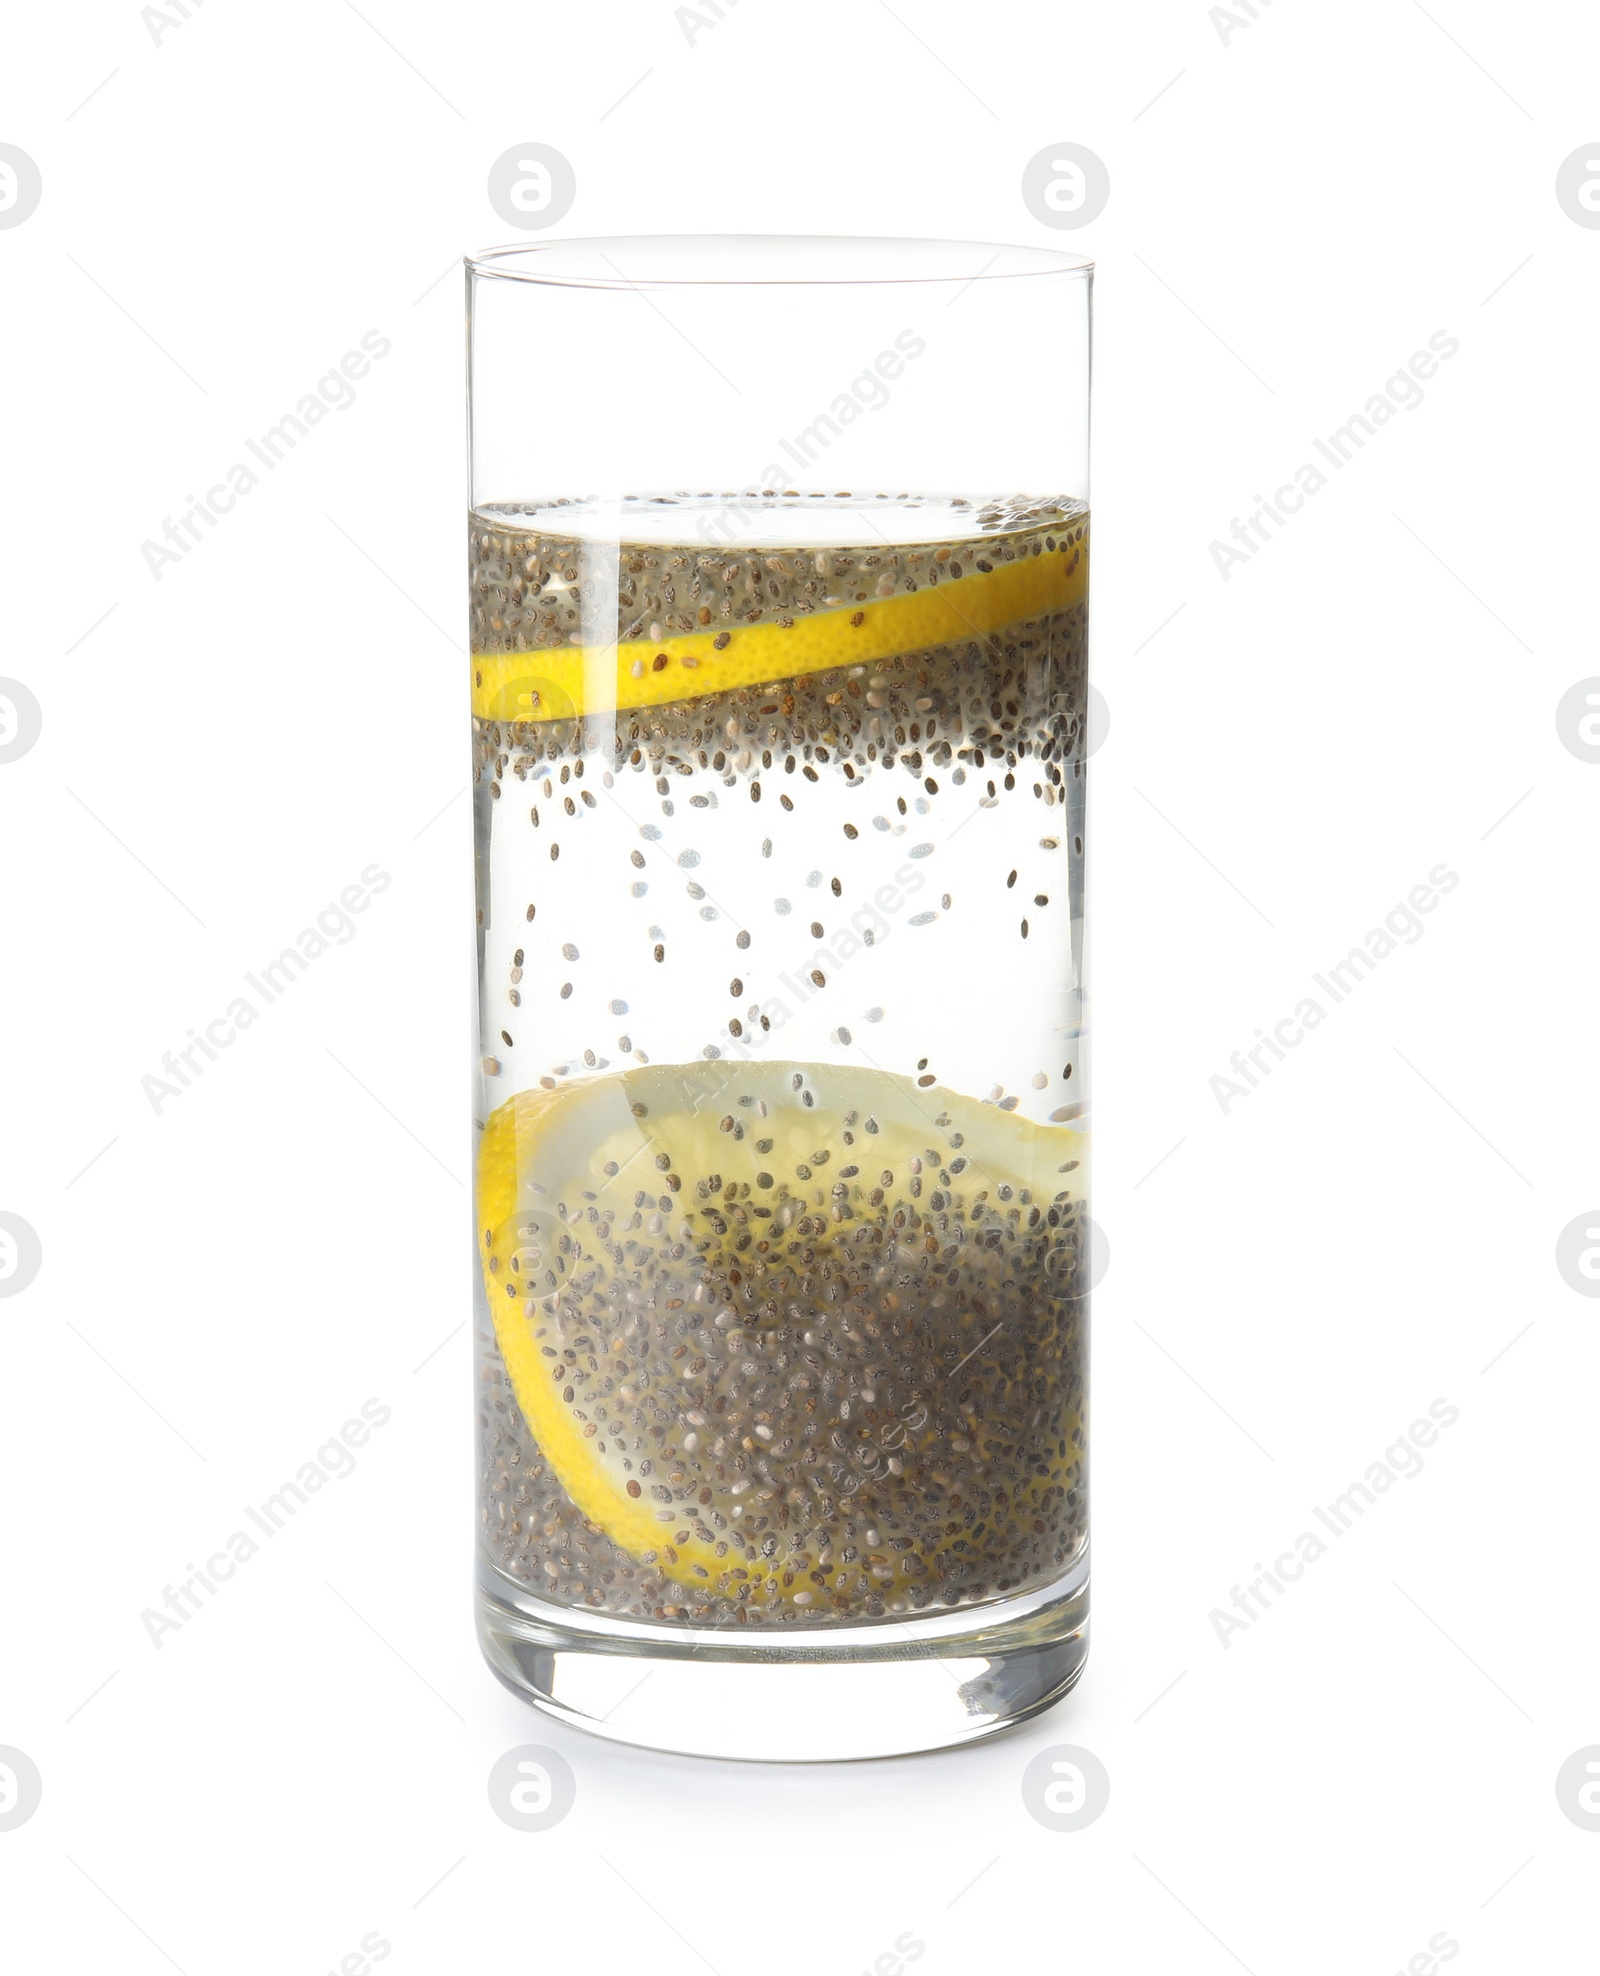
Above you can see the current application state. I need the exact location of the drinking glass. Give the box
[468,235,1091,1758]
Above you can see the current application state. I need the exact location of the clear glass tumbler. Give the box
[467,236,1091,1759]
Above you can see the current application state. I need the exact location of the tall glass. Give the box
[467,236,1091,1759]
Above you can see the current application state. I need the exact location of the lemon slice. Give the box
[478,1060,1088,1615]
[472,539,1088,723]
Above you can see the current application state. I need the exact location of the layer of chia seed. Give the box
[477,1168,1087,1628]
[469,493,1087,655]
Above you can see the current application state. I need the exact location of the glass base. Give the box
[476,1551,1089,1761]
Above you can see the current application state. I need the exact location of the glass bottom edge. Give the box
[475,1551,1089,1761]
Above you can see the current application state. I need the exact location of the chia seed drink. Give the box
[466,238,1092,1758]
[473,493,1088,1609]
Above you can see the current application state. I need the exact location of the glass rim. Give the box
[465,233,1093,291]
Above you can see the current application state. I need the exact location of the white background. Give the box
[3,1,1598,1970]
